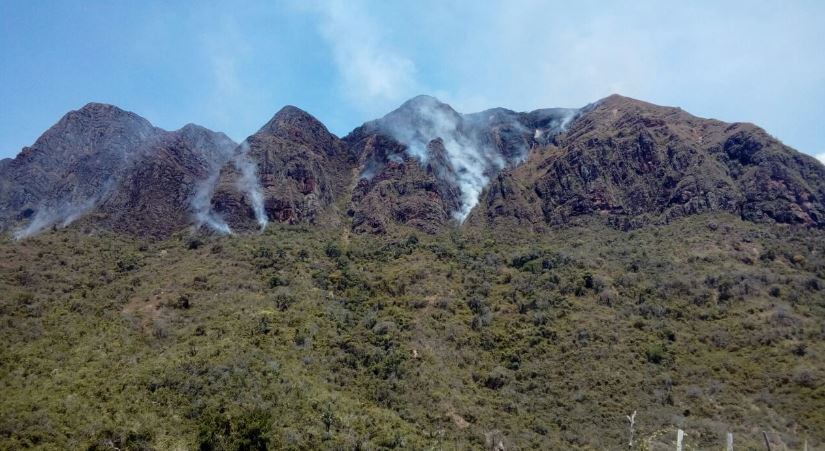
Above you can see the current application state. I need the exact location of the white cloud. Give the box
[308,0,418,114]
[197,15,250,123]
[300,0,824,149]
[815,153,825,164]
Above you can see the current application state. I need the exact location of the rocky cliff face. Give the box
[0,103,235,238]
[345,133,462,234]
[210,106,351,232]
[97,124,236,237]
[2,95,823,239]
[0,103,162,237]
[473,95,825,230]
[344,95,577,233]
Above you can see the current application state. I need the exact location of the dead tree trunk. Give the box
[762,431,772,451]
[626,411,636,448]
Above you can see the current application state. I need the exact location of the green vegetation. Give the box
[1,213,823,449]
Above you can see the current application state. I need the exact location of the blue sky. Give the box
[1,0,824,162]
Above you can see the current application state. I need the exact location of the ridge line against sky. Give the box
[1,0,824,162]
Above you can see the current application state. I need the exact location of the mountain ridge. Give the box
[0,103,237,238]
[2,95,825,450]
[1,94,823,239]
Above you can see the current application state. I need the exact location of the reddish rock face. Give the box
[341,96,578,233]
[210,105,352,232]
[343,132,462,234]
[2,95,823,238]
[472,95,825,230]
[0,104,236,238]
[97,124,236,238]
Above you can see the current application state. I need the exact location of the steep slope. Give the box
[210,106,351,232]
[473,95,825,230]
[346,133,463,234]
[3,95,823,239]
[0,104,236,238]
[344,95,577,233]
[3,215,824,449]
[96,124,236,238]
[0,103,162,236]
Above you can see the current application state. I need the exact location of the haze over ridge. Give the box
[1,1,824,163]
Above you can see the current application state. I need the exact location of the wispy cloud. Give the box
[307,0,419,114]
[196,14,251,125]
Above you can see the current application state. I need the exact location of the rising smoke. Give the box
[190,133,235,234]
[233,141,268,230]
[376,96,502,222]
[374,96,579,222]
[14,198,97,240]
[191,169,232,234]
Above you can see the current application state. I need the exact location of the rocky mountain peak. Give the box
[256,105,341,157]
[364,95,462,142]
[3,94,823,239]
[476,94,825,230]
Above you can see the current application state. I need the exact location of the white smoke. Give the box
[560,110,577,129]
[189,132,235,235]
[233,141,268,230]
[380,98,501,222]
[374,97,581,222]
[191,169,232,234]
[14,198,96,240]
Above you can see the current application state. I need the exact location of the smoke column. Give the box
[190,133,235,234]
[14,198,96,240]
[234,141,268,230]
[191,169,232,234]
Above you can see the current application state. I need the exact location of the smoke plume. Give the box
[189,131,235,234]
[374,96,579,222]
[191,169,232,234]
[233,141,268,230]
[14,198,96,240]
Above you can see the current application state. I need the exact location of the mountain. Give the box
[96,123,236,237]
[1,95,823,239]
[0,104,235,238]
[472,95,825,230]
[210,106,350,232]
[0,103,162,236]
[343,95,578,233]
[2,96,825,449]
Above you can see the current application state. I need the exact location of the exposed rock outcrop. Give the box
[211,106,351,232]
[0,103,235,238]
[2,94,823,238]
[474,95,825,229]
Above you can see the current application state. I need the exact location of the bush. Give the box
[467,295,486,314]
[268,275,290,288]
[185,237,203,250]
[583,273,594,289]
[511,251,540,269]
[646,344,666,364]
[471,312,492,330]
[274,294,295,311]
[198,409,272,450]
[325,242,342,259]
[116,254,140,272]
[793,368,817,388]
[170,294,190,309]
[484,366,509,390]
